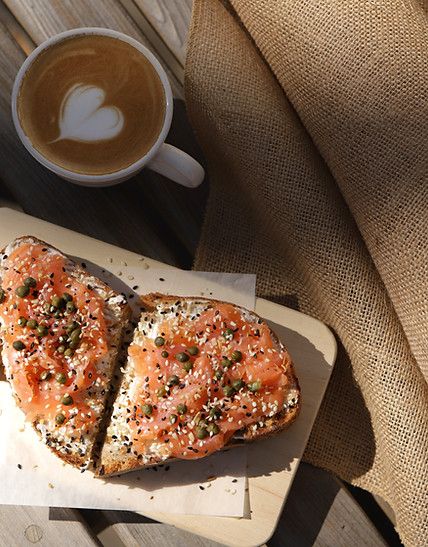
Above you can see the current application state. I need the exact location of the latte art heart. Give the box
[53,84,124,143]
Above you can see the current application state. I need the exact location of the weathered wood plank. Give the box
[134,0,192,66]
[0,505,98,546]
[3,0,184,98]
[269,463,387,547]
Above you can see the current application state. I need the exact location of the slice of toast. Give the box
[0,236,131,470]
[98,293,300,476]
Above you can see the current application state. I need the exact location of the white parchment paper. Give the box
[0,267,256,517]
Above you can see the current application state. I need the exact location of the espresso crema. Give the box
[17,34,166,175]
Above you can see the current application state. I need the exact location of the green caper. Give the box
[24,277,37,288]
[66,301,76,313]
[154,336,165,347]
[176,352,189,363]
[221,357,232,369]
[167,374,179,387]
[169,414,178,425]
[36,325,48,337]
[15,285,29,298]
[188,346,199,356]
[223,328,234,340]
[40,370,52,381]
[231,350,243,362]
[62,292,73,302]
[56,372,67,384]
[156,386,167,398]
[214,370,223,380]
[195,426,208,440]
[55,413,66,425]
[61,394,73,406]
[177,403,187,415]
[68,339,79,349]
[57,345,66,354]
[142,404,153,416]
[12,340,25,351]
[27,319,38,329]
[223,385,235,397]
[248,380,262,392]
[54,310,62,319]
[209,406,221,419]
[69,328,81,340]
[18,316,27,327]
[51,295,64,309]
[65,321,79,334]
[161,350,169,358]
[64,348,74,358]
[183,361,193,373]
[232,378,245,391]
[207,423,220,435]
[0,288,5,303]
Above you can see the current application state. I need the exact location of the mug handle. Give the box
[147,143,205,188]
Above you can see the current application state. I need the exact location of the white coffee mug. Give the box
[11,27,205,188]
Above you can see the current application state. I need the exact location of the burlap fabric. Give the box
[184,1,428,545]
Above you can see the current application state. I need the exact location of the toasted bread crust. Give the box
[98,292,300,476]
[0,236,131,470]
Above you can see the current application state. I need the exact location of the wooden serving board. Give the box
[0,207,336,546]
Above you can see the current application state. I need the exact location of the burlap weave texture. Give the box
[185,1,428,545]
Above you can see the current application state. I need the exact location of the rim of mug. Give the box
[11,27,173,185]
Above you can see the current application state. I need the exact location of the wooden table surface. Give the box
[0,1,399,545]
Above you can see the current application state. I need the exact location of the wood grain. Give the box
[0,505,98,546]
[3,0,184,98]
[134,0,192,66]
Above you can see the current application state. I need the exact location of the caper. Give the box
[55,413,66,425]
[65,321,79,334]
[223,385,235,397]
[66,301,76,313]
[40,370,51,381]
[207,423,220,435]
[61,394,73,406]
[169,414,178,425]
[177,403,187,415]
[51,295,64,309]
[57,345,66,354]
[156,386,167,398]
[161,350,169,358]
[142,404,153,416]
[27,319,38,329]
[18,316,27,327]
[36,325,48,337]
[176,352,189,363]
[24,277,37,288]
[221,357,232,369]
[56,372,67,384]
[183,361,193,373]
[223,328,234,340]
[15,285,29,298]
[64,348,74,358]
[167,374,179,387]
[232,378,245,391]
[231,350,243,362]
[62,292,73,302]
[214,370,223,380]
[69,328,81,340]
[68,339,79,349]
[248,380,262,392]
[188,346,199,356]
[54,310,62,319]
[12,340,25,351]
[0,288,5,303]
[154,336,165,347]
[195,426,208,440]
[209,406,221,419]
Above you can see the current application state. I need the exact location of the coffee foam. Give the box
[17,34,166,175]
